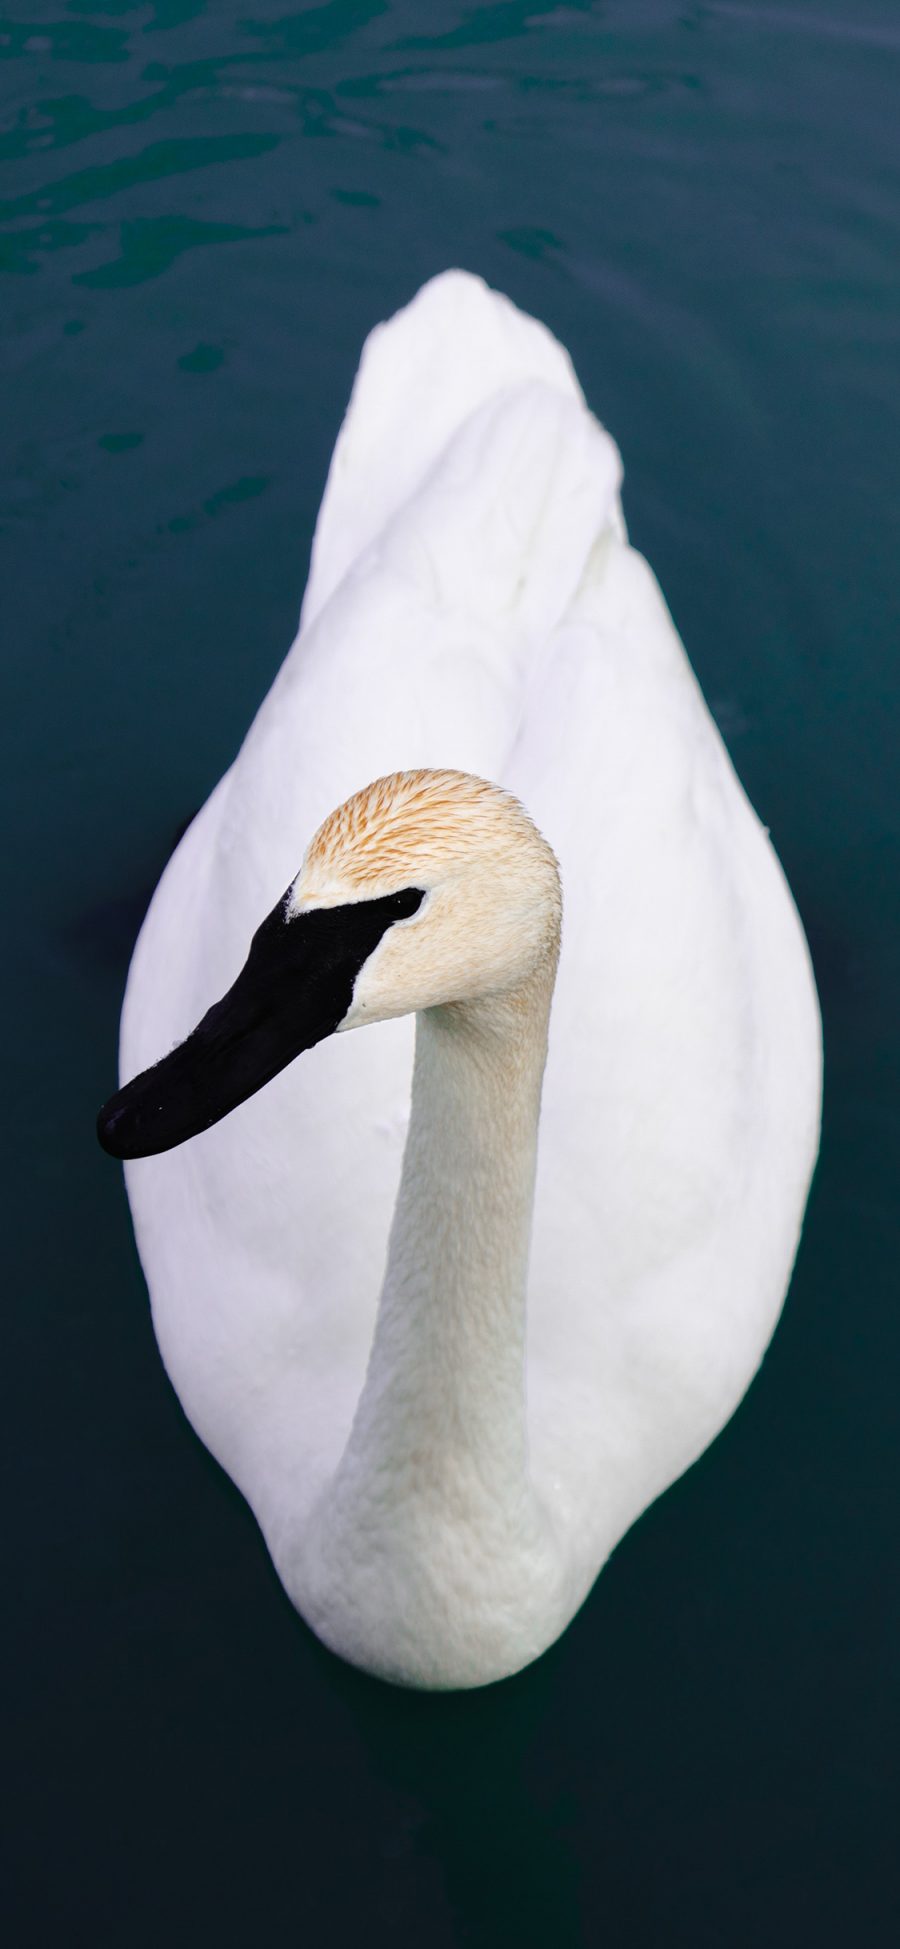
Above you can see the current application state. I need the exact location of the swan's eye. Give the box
[388,888,425,921]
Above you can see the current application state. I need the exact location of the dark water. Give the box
[3,3,898,1942]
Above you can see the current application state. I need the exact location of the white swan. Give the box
[99,271,821,1690]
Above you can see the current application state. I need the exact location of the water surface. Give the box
[3,5,898,1944]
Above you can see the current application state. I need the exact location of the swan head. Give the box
[98,769,560,1160]
[296,769,560,1027]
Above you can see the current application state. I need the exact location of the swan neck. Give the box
[346,968,554,1506]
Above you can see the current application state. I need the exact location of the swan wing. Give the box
[509,533,821,1567]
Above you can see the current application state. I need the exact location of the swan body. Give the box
[105,273,821,1688]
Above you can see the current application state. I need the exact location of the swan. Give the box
[98,271,821,1690]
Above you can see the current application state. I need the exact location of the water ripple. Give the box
[0,215,101,277]
[73,213,289,288]
[237,1,389,58]
[0,16,129,64]
[1,132,281,224]
[390,0,603,54]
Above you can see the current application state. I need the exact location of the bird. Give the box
[98,271,822,1690]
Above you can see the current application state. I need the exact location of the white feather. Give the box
[119,272,821,1688]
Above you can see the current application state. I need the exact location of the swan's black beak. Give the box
[97,885,423,1161]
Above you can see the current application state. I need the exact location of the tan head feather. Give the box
[298,769,558,904]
